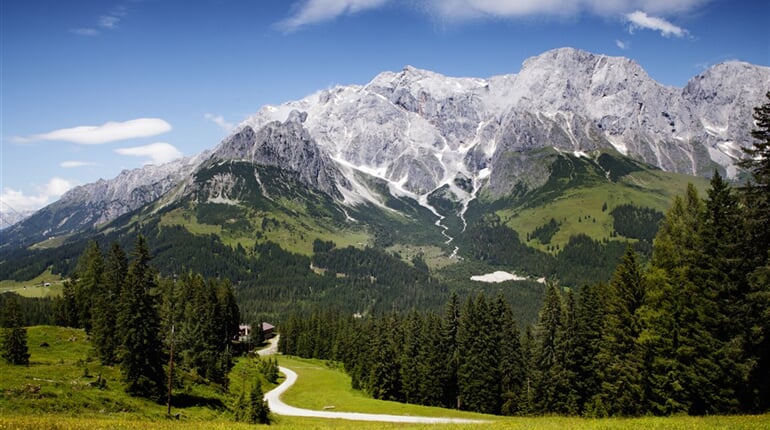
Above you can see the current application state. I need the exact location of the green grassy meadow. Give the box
[500,168,709,253]
[0,268,64,298]
[1,326,768,429]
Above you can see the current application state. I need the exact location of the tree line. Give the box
[47,236,240,400]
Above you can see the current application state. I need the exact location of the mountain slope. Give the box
[1,48,767,293]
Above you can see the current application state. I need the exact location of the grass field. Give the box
[499,169,708,253]
[1,326,768,429]
[0,268,64,298]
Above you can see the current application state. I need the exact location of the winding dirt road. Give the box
[260,335,487,424]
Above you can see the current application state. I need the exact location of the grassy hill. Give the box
[480,150,710,254]
[2,326,768,429]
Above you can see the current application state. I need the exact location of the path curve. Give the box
[263,366,487,424]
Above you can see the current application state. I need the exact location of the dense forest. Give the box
[22,236,242,400]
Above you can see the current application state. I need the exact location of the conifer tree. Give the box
[646,185,732,414]
[73,240,104,332]
[532,283,569,414]
[399,310,422,404]
[738,91,770,412]
[738,91,770,267]
[595,247,646,416]
[117,235,165,400]
[92,242,127,365]
[573,283,606,415]
[415,311,445,406]
[457,293,498,413]
[247,378,270,424]
[493,293,525,415]
[440,292,460,409]
[1,295,30,365]
[366,313,401,401]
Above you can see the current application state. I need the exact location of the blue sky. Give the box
[2,0,769,214]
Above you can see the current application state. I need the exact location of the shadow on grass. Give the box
[171,393,226,410]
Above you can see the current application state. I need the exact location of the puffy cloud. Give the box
[32,118,172,145]
[279,0,389,31]
[625,10,687,37]
[60,160,99,168]
[115,142,183,165]
[204,113,235,133]
[616,39,630,50]
[1,177,77,212]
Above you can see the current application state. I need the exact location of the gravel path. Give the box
[263,365,487,424]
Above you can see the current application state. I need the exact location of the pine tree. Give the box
[415,311,445,407]
[573,283,606,415]
[440,292,460,409]
[92,242,127,365]
[646,185,734,414]
[532,283,569,414]
[247,378,270,424]
[117,235,165,400]
[457,293,498,414]
[1,295,30,365]
[366,313,402,401]
[73,240,104,332]
[493,293,525,415]
[737,91,770,412]
[595,247,646,416]
[399,310,422,404]
[738,91,770,267]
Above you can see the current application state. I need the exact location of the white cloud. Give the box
[1,177,77,212]
[279,0,389,31]
[616,39,630,50]
[422,0,710,20]
[32,118,172,145]
[115,142,183,165]
[99,15,120,29]
[625,10,687,37]
[278,0,709,30]
[71,28,100,36]
[60,160,99,168]
[204,113,235,133]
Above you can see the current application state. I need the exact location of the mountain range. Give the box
[2,47,769,292]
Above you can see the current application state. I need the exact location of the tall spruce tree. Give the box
[415,311,445,407]
[594,247,646,416]
[73,240,104,332]
[737,91,770,412]
[493,293,525,416]
[117,235,165,400]
[1,294,30,365]
[440,292,460,409]
[573,283,606,416]
[532,283,569,414]
[92,242,127,365]
[457,293,499,414]
[646,185,732,414]
[399,310,422,404]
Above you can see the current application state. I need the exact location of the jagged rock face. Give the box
[243,47,769,205]
[1,157,202,246]
[211,112,348,199]
[5,47,769,243]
